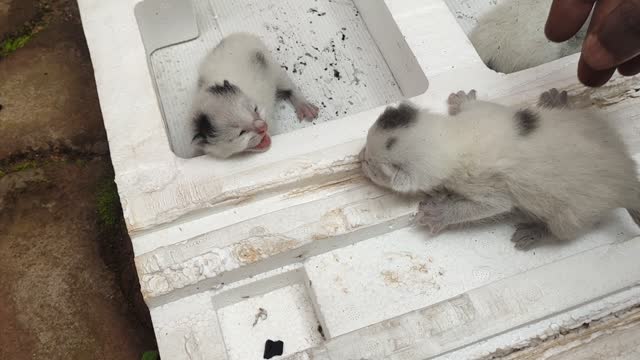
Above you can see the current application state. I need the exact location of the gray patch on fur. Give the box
[192,113,216,144]
[276,89,292,100]
[385,137,397,150]
[254,51,267,68]
[376,103,418,130]
[197,77,205,88]
[515,108,539,136]
[208,80,238,96]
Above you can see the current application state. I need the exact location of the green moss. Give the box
[141,351,159,360]
[96,179,121,229]
[0,0,51,59]
[11,160,38,172]
[0,170,5,179]
[0,33,34,57]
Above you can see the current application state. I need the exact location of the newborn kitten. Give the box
[191,32,319,158]
[360,89,640,249]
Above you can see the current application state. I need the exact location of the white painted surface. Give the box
[218,284,322,360]
[305,211,639,337]
[76,0,640,359]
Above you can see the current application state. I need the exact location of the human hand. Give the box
[545,0,640,87]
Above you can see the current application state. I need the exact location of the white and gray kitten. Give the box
[361,89,640,249]
[191,32,319,158]
[469,0,588,73]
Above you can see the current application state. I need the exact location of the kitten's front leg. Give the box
[416,191,452,234]
[275,68,319,121]
[416,191,512,234]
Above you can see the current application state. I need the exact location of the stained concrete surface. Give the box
[0,0,108,159]
[0,0,156,358]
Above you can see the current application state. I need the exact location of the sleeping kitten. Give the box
[360,89,640,249]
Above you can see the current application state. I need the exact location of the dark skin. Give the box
[545,0,640,87]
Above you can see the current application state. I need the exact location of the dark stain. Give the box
[208,80,238,96]
[317,324,326,339]
[263,340,284,359]
[192,113,216,144]
[385,137,397,150]
[197,77,204,88]
[254,51,267,68]
[333,69,341,79]
[0,104,3,112]
[276,89,292,101]
[376,103,418,130]
[514,108,539,136]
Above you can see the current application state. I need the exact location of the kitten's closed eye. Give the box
[239,130,247,136]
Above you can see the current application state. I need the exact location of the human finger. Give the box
[581,0,640,70]
[618,55,640,76]
[545,0,596,42]
[577,56,616,87]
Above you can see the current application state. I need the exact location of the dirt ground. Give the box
[0,0,157,358]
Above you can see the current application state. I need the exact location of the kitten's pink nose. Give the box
[254,120,268,133]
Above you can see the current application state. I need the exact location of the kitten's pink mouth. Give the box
[250,133,271,151]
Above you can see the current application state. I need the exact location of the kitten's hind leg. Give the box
[447,90,477,115]
[511,223,550,250]
[538,88,568,109]
[275,68,319,121]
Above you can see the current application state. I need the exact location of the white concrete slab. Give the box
[76,0,640,358]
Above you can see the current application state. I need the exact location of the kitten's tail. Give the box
[628,209,640,227]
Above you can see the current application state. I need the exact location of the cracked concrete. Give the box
[0,0,156,358]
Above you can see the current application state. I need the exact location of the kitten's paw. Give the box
[511,223,547,250]
[416,195,450,234]
[538,88,568,109]
[295,101,320,121]
[447,90,477,115]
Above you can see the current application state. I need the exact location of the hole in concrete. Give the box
[443,0,586,74]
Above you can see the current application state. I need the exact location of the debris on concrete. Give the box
[263,339,284,359]
[252,307,268,327]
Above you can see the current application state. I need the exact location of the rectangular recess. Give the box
[136,0,428,158]
[213,268,326,360]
